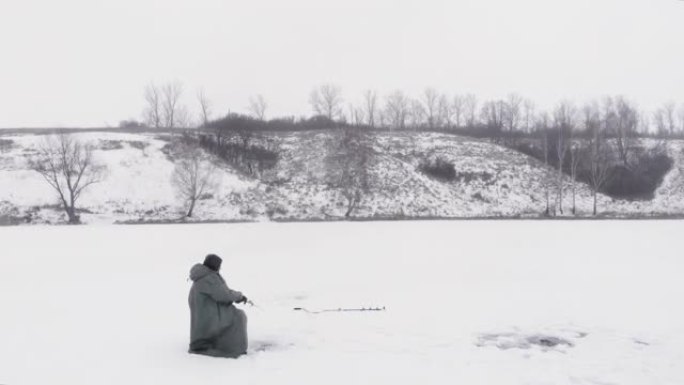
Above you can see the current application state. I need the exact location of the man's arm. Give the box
[201,275,244,304]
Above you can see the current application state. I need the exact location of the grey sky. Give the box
[1,0,683,127]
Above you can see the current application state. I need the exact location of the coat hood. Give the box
[189,263,214,282]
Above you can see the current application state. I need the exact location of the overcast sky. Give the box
[1,0,683,127]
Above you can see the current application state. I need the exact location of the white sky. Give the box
[1,0,683,127]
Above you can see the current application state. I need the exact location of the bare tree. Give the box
[523,99,536,133]
[421,88,441,129]
[30,134,106,224]
[162,81,184,128]
[589,125,610,215]
[588,109,613,216]
[613,96,638,168]
[248,94,268,121]
[504,93,523,132]
[537,113,552,216]
[678,104,684,134]
[362,90,378,128]
[570,142,582,215]
[653,108,667,135]
[438,94,453,129]
[197,88,212,127]
[348,103,365,127]
[451,95,465,128]
[143,83,162,128]
[171,149,217,218]
[480,100,505,133]
[324,127,373,218]
[175,105,194,129]
[408,98,425,129]
[553,100,576,215]
[384,90,410,130]
[664,102,677,135]
[310,84,343,121]
[463,94,478,127]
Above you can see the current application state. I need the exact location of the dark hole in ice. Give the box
[526,335,573,348]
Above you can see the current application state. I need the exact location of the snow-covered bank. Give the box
[2,131,684,224]
[0,221,682,384]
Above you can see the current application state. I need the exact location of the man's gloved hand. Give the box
[237,295,248,304]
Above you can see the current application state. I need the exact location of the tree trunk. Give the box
[593,190,598,216]
[187,199,196,218]
[571,173,576,215]
[66,207,79,224]
[545,186,550,216]
[344,197,355,218]
[557,167,564,215]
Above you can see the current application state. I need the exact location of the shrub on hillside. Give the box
[0,139,15,152]
[99,140,125,151]
[198,134,278,177]
[127,141,148,151]
[603,146,672,200]
[513,139,673,201]
[419,157,456,181]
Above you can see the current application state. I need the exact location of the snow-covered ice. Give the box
[0,220,682,384]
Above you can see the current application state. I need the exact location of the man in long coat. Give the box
[188,254,248,358]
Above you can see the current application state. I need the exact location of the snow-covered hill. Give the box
[0,130,682,224]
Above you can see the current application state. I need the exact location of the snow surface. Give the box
[1,221,682,385]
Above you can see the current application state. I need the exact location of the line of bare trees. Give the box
[531,98,665,216]
[302,84,684,139]
[142,81,215,129]
[138,81,684,138]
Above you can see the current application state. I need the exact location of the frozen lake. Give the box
[0,221,682,385]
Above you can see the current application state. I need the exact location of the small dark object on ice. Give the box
[527,335,573,348]
[294,306,387,314]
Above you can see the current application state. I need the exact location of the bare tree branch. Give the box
[171,148,218,218]
[29,134,106,224]
[143,83,162,128]
[162,81,184,129]
[363,90,378,128]
[248,94,268,121]
[197,88,212,127]
[310,84,344,121]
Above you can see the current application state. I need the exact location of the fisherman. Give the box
[188,254,248,358]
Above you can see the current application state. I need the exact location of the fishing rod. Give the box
[293,306,387,314]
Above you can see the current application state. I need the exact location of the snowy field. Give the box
[1,221,683,385]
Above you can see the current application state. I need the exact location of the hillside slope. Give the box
[0,130,682,224]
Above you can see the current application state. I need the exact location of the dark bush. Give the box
[198,134,278,176]
[118,120,145,129]
[513,139,673,201]
[419,157,456,181]
[603,149,672,200]
[127,141,148,150]
[0,139,15,152]
[472,192,487,202]
[205,113,346,134]
[99,140,125,151]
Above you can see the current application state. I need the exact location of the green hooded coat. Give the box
[188,263,247,358]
